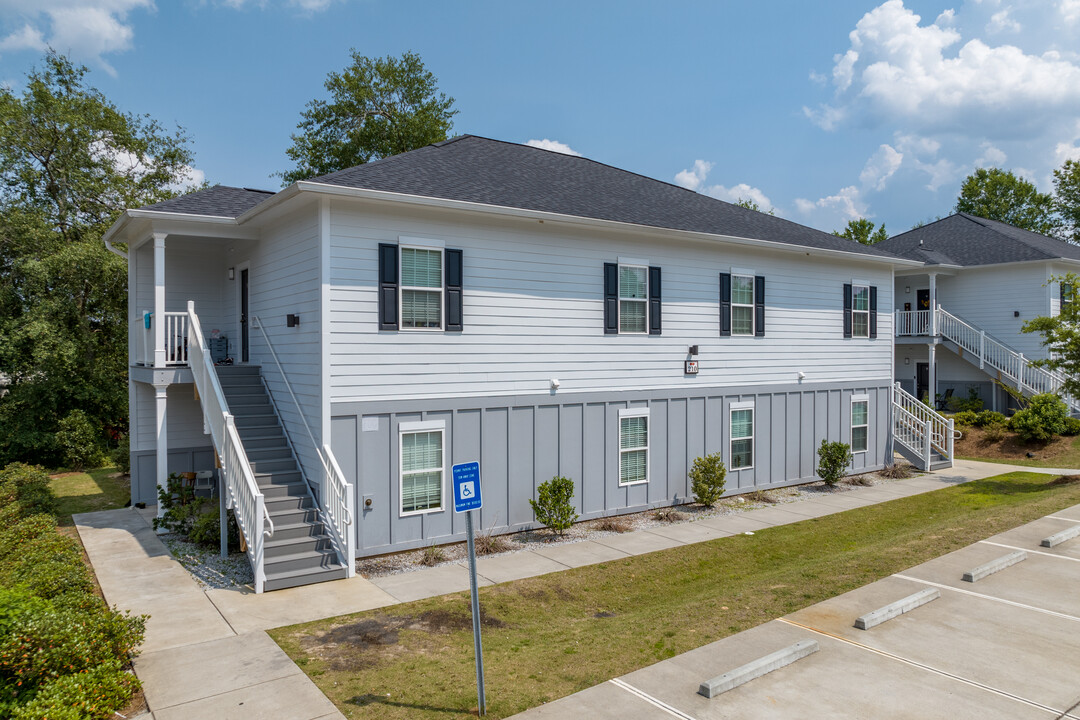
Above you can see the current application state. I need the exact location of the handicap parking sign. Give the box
[452,461,483,513]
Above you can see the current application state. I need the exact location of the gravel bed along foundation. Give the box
[160,534,253,590]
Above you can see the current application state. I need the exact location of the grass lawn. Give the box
[271,472,1080,719]
[50,466,130,526]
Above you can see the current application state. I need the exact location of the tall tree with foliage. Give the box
[281,50,457,183]
[955,167,1060,236]
[1022,272,1080,399]
[1054,159,1080,244]
[734,197,775,216]
[0,53,195,465]
[833,218,888,245]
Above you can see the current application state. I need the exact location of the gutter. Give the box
[104,238,128,260]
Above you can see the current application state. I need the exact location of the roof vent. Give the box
[919,238,923,246]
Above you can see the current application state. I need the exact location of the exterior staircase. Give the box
[892,383,956,471]
[216,365,348,591]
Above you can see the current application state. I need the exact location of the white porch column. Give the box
[154,383,169,526]
[153,233,167,367]
[929,272,938,337]
[928,343,937,408]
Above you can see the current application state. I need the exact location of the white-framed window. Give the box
[618,407,649,486]
[851,395,869,453]
[731,274,755,336]
[619,264,648,334]
[730,401,754,470]
[399,420,445,515]
[852,284,870,338]
[400,246,443,329]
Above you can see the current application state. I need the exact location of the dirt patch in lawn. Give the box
[1050,474,1080,486]
[954,424,1075,463]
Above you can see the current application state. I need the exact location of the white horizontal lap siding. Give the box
[328,201,893,402]
[165,244,228,336]
[936,264,1051,361]
[248,207,323,482]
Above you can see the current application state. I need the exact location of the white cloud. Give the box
[910,157,960,191]
[1062,0,1080,24]
[975,142,1007,167]
[673,160,773,211]
[0,1,152,76]
[802,103,846,131]
[987,7,1021,33]
[1055,122,1080,165]
[170,165,206,193]
[893,132,941,157]
[525,138,582,157]
[859,144,904,190]
[794,186,867,223]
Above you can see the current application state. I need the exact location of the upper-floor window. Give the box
[731,275,755,335]
[401,247,443,329]
[378,241,463,332]
[720,272,765,337]
[604,262,661,335]
[843,283,877,339]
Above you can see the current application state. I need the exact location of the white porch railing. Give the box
[186,301,273,593]
[132,311,190,367]
[250,316,355,576]
[894,309,931,337]
[892,382,954,470]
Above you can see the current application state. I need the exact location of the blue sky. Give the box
[2,0,1080,235]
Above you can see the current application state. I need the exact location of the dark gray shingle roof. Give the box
[141,185,274,218]
[308,135,901,258]
[877,213,1080,266]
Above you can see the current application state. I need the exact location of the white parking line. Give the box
[1045,516,1080,523]
[981,540,1080,562]
[894,574,1080,624]
[778,618,1066,716]
[608,678,698,720]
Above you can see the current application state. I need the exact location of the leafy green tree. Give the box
[0,53,195,465]
[281,50,457,183]
[1053,159,1080,244]
[1023,272,1080,400]
[955,167,1059,236]
[734,198,775,216]
[833,218,888,245]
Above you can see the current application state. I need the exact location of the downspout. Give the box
[104,239,128,260]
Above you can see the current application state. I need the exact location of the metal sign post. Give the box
[453,461,486,716]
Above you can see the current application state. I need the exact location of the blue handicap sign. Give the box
[452,461,483,513]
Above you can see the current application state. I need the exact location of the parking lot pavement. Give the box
[510,509,1080,719]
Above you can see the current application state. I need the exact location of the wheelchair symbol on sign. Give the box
[460,482,475,499]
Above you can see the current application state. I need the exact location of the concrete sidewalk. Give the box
[74,458,1062,718]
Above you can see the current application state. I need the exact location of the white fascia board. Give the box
[896,257,1080,276]
[292,181,925,269]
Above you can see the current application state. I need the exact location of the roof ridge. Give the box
[958,212,1059,259]
[885,213,959,243]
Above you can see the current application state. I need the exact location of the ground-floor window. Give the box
[730,401,754,470]
[619,408,649,486]
[852,396,869,453]
[399,422,444,515]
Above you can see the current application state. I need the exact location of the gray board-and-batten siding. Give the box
[131,445,217,506]
[332,379,891,557]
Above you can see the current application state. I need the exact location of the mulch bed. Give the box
[954,424,1074,463]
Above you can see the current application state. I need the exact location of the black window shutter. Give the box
[604,263,618,334]
[754,276,765,337]
[843,283,853,338]
[648,266,662,335]
[719,273,731,337]
[378,243,398,331]
[445,249,463,331]
[869,285,878,339]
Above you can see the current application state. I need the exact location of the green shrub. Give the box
[947,387,984,413]
[55,410,104,471]
[1009,393,1068,443]
[984,422,1007,442]
[688,452,727,507]
[816,439,853,487]
[0,463,56,517]
[1064,417,1080,436]
[153,474,204,536]
[0,533,95,601]
[0,514,55,561]
[529,476,579,536]
[952,410,978,427]
[10,660,139,720]
[974,410,1008,428]
[188,505,240,552]
[109,434,130,475]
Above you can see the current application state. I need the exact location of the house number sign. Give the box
[684,360,699,374]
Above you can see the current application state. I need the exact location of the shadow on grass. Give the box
[963,476,1057,497]
[349,694,469,715]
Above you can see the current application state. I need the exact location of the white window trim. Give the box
[618,407,649,486]
[399,235,445,248]
[731,273,755,336]
[399,244,444,331]
[618,263,649,336]
[730,402,754,471]
[851,395,869,454]
[398,420,446,517]
[852,283,870,338]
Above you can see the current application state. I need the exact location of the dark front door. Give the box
[917,289,930,333]
[241,268,249,363]
[916,362,929,402]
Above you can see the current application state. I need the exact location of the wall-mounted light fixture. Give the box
[688,345,699,356]
[228,267,235,280]
[797,371,806,380]
[550,378,560,390]
[1014,311,1020,318]
[905,286,910,294]
[287,314,300,327]
[904,357,910,365]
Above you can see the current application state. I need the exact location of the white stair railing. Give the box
[893,382,955,470]
[935,307,1080,413]
[250,316,355,577]
[186,301,272,593]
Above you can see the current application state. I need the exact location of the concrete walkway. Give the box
[74,458,1064,718]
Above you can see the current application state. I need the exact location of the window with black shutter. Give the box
[378,243,399,331]
[719,273,731,337]
[379,243,463,331]
[605,262,661,334]
[845,283,875,338]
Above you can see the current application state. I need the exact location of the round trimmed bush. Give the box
[1009,393,1068,443]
